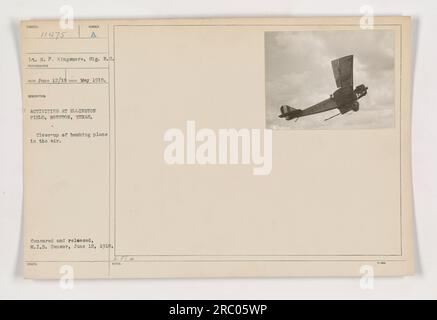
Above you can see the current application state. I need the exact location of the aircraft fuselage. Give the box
[279,84,368,121]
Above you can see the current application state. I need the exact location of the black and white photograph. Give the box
[265,30,395,129]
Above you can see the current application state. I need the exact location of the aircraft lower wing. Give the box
[301,98,338,116]
[331,55,353,88]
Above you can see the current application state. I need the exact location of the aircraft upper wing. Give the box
[331,55,353,88]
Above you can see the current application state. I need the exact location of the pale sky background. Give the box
[265,30,395,129]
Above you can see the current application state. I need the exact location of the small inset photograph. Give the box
[265,30,395,129]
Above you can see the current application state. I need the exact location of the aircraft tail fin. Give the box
[279,105,301,120]
[279,105,296,117]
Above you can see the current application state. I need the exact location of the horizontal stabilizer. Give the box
[279,105,302,120]
[280,105,296,116]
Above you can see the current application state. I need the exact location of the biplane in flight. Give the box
[279,55,368,122]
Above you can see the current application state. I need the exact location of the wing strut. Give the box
[324,112,341,121]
